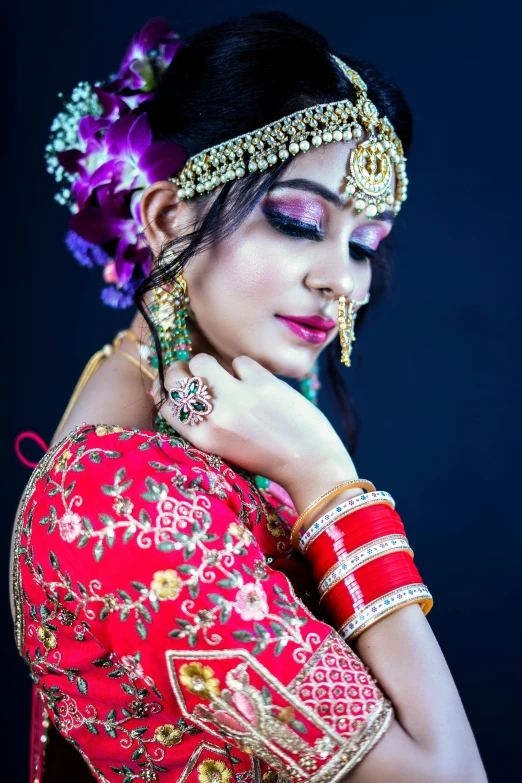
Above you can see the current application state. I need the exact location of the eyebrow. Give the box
[269,178,396,224]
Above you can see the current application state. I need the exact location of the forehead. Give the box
[277,137,397,207]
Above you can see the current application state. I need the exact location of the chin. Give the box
[256,348,322,379]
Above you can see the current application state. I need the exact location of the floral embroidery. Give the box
[36,625,57,650]
[13,423,392,782]
[179,663,221,700]
[235,583,269,622]
[151,570,182,601]
[154,724,183,747]
[197,759,233,783]
[58,510,82,542]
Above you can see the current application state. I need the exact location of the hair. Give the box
[136,10,413,452]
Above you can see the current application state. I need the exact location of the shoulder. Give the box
[25,423,256,532]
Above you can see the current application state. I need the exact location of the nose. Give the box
[305,253,357,301]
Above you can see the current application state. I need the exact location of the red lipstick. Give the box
[275,314,336,345]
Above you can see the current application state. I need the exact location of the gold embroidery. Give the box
[166,647,393,783]
[198,759,233,783]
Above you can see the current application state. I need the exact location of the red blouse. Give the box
[12,424,392,783]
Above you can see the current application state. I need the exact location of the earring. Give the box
[146,276,192,369]
[338,293,370,367]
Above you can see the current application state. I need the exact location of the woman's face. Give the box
[182,139,395,378]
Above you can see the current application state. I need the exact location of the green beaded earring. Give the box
[146,276,192,369]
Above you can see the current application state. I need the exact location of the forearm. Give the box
[286,468,486,782]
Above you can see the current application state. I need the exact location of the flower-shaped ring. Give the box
[168,375,213,425]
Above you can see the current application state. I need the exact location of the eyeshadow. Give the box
[262,196,325,227]
[350,223,391,251]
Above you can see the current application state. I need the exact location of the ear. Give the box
[139,180,193,258]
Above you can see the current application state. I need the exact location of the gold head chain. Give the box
[168,55,408,367]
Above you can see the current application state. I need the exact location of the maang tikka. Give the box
[338,293,370,367]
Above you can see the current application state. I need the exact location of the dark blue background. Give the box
[5,1,521,779]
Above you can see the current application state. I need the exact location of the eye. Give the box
[349,241,376,264]
[263,208,323,241]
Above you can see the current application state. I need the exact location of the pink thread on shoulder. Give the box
[14,431,49,468]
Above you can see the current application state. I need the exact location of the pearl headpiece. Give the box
[170,55,408,219]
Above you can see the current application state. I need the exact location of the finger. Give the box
[189,353,235,386]
[231,354,272,382]
[152,361,191,409]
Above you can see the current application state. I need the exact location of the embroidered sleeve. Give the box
[16,425,393,783]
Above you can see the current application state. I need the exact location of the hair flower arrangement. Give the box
[45,17,188,308]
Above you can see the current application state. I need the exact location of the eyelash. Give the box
[264,210,376,263]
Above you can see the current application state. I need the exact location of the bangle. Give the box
[322,551,422,626]
[290,478,376,549]
[317,534,412,599]
[306,505,406,577]
[338,584,433,641]
[299,490,395,554]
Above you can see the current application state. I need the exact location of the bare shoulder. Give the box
[51,349,155,448]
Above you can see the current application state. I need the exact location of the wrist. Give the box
[283,453,361,519]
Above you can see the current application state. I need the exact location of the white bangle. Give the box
[318,534,412,598]
[339,584,433,641]
[299,490,395,554]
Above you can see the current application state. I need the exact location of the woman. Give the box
[11,12,487,783]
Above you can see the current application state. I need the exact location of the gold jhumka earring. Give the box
[338,293,371,367]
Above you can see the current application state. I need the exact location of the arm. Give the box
[283,472,487,783]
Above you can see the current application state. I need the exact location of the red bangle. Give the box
[307,505,406,579]
[321,552,421,627]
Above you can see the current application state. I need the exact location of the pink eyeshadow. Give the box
[350,223,391,251]
[263,196,325,226]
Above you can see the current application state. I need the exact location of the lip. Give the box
[278,314,337,330]
[275,314,336,345]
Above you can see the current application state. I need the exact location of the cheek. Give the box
[196,225,298,304]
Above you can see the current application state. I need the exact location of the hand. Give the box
[152,353,359,506]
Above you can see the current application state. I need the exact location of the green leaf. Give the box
[77,677,88,695]
[117,590,132,602]
[217,579,235,589]
[85,721,98,735]
[136,619,147,640]
[77,581,88,598]
[99,513,115,526]
[132,748,144,761]
[49,550,60,570]
[72,463,86,472]
[120,607,130,622]
[99,606,110,622]
[89,451,102,464]
[121,683,134,695]
[115,468,126,485]
[189,581,199,600]
[254,622,267,638]
[139,508,151,527]
[232,630,256,642]
[119,480,133,492]
[105,726,117,739]
[107,708,117,721]
[40,604,49,620]
[77,534,90,549]
[123,526,136,543]
[157,541,177,552]
[177,564,195,575]
[92,657,112,668]
[105,450,122,459]
[208,593,225,606]
[138,605,152,623]
[270,621,285,638]
[131,581,147,591]
[252,640,267,656]
[93,541,104,562]
[101,485,119,497]
[290,719,308,734]
[219,604,232,625]
[261,686,272,705]
[274,640,286,657]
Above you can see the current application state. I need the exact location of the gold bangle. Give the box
[290,478,376,549]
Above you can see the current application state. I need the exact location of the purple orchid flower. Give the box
[48,17,188,308]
